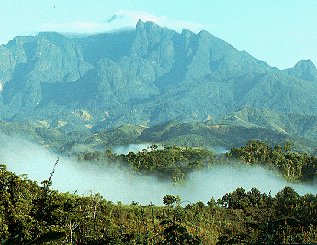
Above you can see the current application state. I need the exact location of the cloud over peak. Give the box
[39,10,207,34]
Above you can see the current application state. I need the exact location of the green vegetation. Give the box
[2,112,317,156]
[77,145,214,182]
[228,140,317,181]
[1,163,317,244]
[76,140,317,183]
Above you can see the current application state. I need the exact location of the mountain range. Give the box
[1,20,317,131]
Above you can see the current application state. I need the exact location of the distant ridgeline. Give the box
[0,20,317,131]
[1,117,317,156]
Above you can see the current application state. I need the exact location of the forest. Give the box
[77,145,215,182]
[228,140,317,181]
[1,140,317,244]
[76,140,317,182]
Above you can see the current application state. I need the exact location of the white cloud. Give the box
[39,10,209,34]
[117,10,166,24]
[117,10,206,33]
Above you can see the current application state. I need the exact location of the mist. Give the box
[211,146,229,155]
[112,143,164,155]
[112,143,153,155]
[1,134,316,205]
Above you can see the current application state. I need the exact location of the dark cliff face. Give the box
[0,20,316,127]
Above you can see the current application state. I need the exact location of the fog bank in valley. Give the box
[112,143,153,155]
[1,134,316,205]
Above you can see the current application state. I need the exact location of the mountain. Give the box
[222,107,317,140]
[1,20,317,129]
[284,59,317,82]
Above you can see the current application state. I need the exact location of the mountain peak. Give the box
[294,59,316,70]
[136,19,145,28]
[284,59,317,82]
[136,20,163,32]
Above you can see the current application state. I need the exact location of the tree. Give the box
[163,195,180,207]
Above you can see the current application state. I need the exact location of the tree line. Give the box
[77,140,317,182]
[227,140,317,180]
[77,145,215,182]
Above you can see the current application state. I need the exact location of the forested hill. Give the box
[1,20,317,128]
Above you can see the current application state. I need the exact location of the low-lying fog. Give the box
[1,134,316,205]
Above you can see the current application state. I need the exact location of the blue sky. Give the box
[1,0,316,69]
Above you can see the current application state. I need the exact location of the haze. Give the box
[1,134,316,205]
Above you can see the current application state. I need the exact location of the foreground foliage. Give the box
[1,163,317,244]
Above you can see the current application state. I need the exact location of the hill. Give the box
[2,115,316,156]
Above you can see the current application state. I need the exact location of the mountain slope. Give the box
[222,107,317,140]
[284,59,317,82]
[0,20,316,128]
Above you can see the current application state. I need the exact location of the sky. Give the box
[1,0,317,69]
